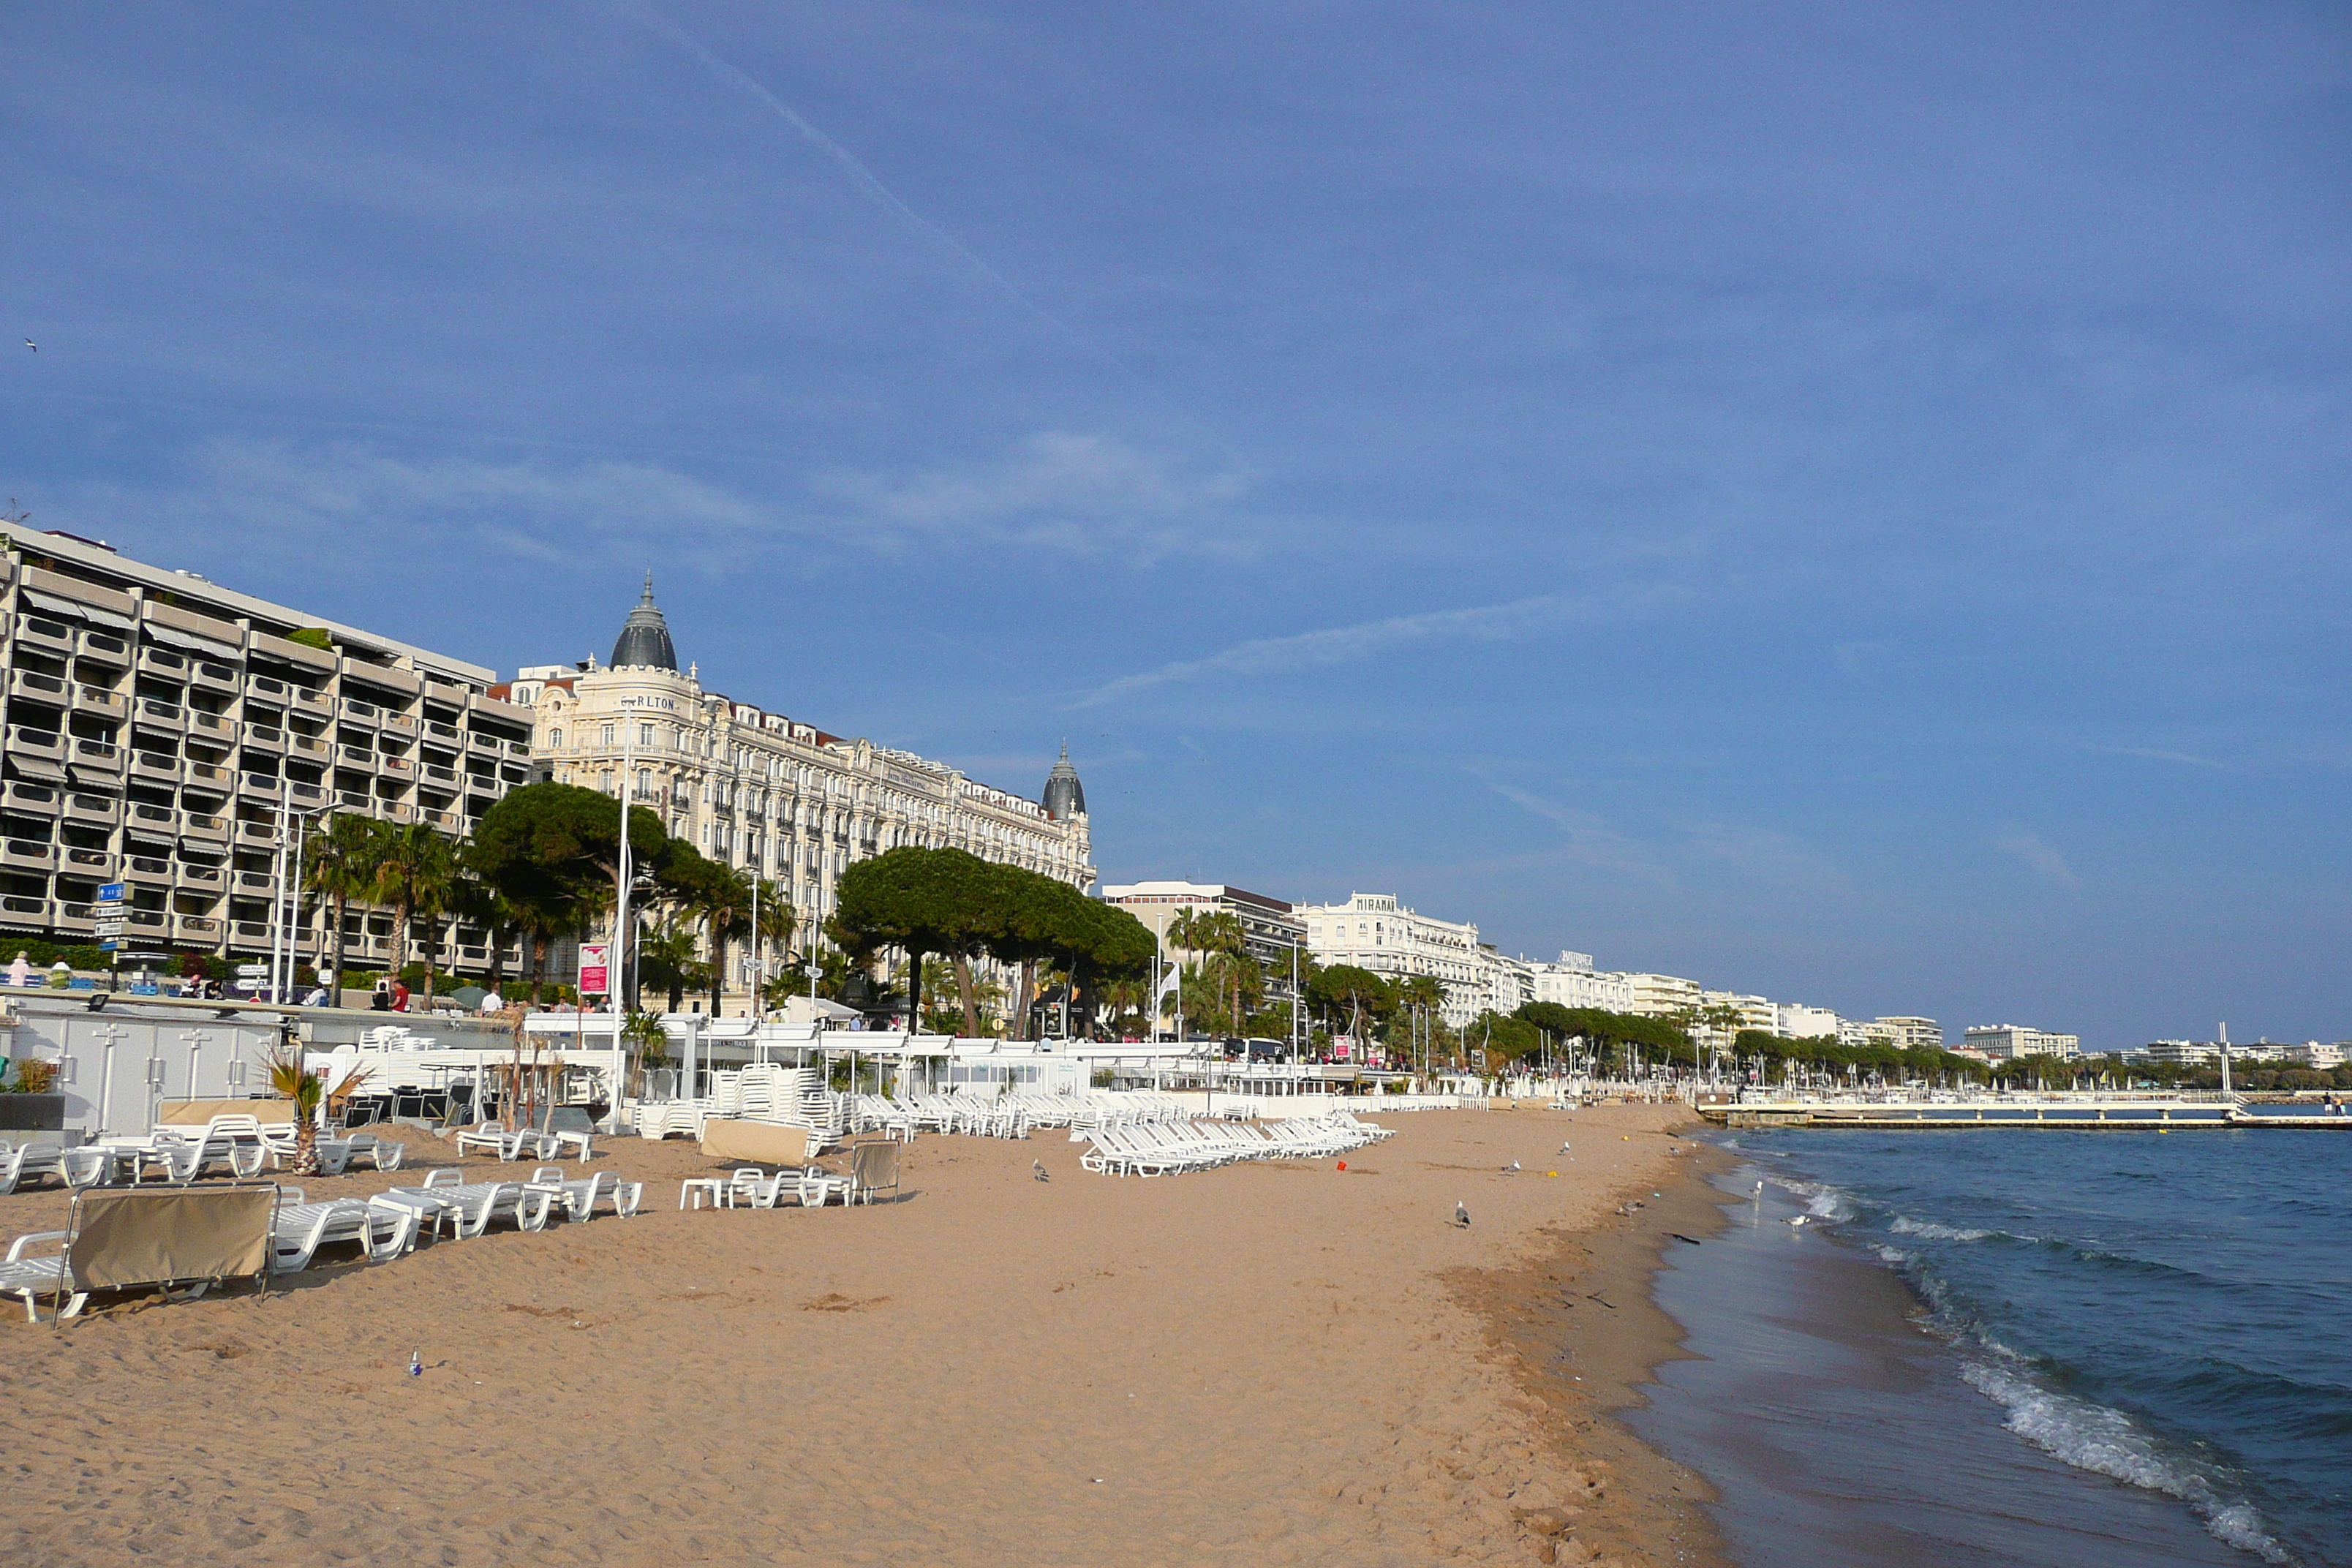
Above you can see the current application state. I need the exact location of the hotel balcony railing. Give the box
[131,750,181,783]
[248,674,288,699]
[189,711,231,739]
[124,854,173,885]
[62,845,111,874]
[184,761,233,790]
[341,699,380,726]
[182,813,229,843]
[293,687,332,712]
[137,646,187,676]
[234,820,278,847]
[0,895,50,925]
[176,862,224,889]
[424,720,461,742]
[75,685,127,717]
[173,914,221,941]
[135,698,184,729]
[54,902,96,934]
[192,660,239,692]
[245,725,286,753]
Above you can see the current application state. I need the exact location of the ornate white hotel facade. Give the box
[508,582,1093,987]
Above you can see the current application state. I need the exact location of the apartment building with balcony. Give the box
[1099,881,1308,1011]
[0,523,534,973]
[1296,892,1486,1029]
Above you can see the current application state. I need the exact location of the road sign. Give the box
[94,921,126,938]
[97,882,125,903]
[236,962,268,979]
[100,939,118,953]
[577,943,609,996]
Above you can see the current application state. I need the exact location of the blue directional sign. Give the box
[97,882,126,903]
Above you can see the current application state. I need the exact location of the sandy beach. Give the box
[2,1104,1723,1567]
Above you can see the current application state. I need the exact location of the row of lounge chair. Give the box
[0,1163,644,1321]
[452,1119,594,1164]
[0,1118,406,1194]
[1078,1111,1392,1177]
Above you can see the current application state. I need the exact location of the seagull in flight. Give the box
[21,339,33,352]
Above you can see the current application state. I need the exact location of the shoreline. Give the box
[1452,1126,1735,1568]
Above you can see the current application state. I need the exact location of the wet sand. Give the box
[1,1103,1716,1567]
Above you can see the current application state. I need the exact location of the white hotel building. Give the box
[510,582,1093,990]
[1963,1025,2081,1061]
[1297,892,1486,1028]
[1527,951,1637,1014]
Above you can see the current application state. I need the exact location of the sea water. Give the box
[1632,1131,2351,1567]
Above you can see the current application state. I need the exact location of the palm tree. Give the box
[689,864,758,1017]
[261,1046,370,1176]
[370,822,458,1006]
[304,813,383,1004]
[637,917,701,1013]
[747,878,794,1015]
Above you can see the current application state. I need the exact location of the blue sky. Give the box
[4,3,2347,1048]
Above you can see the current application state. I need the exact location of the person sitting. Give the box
[371,977,393,1011]
[391,979,411,1013]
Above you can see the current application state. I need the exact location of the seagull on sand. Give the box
[1787,1214,1809,1227]
[1032,1160,1049,1183]
[1754,1181,1765,1196]
[1502,1160,1520,1173]
[1454,1201,1471,1228]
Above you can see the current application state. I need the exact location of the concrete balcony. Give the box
[12,614,72,656]
[60,845,112,876]
[191,660,240,694]
[181,813,230,844]
[7,668,69,704]
[136,645,188,677]
[380,754,414,777]
[54,901,95,935]
[334,791,374,815]
[340,699,381,728]
[131,750,181,784]
[173,913,221,943]
[233,870,274,896]
[176,862,225,892]
[244,725,286,754]
[234,820,278,848]
[63,793,117,826]
[288,733,329,759]
[288,780,325,807]
[292,687,333,715]
[133,697,184,731]
[187,711,233,742]
[69,737,122,774]
[183,761,233,792]
[337,743,374,768]
[124,907,169,938]
[423,807,462,830]
[0,895,49,929]
[75,684,128,718]
[79,630,131,666]
[7,724,64,761]
[382,711,417,736]
[126,802,180,837]
[424,720,462,745]
[124,854,173,886]
[0,839,56,872]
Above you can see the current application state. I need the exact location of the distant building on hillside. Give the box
[1775,1002,1842,1040]
[1528,951,1637,1014]
[1622,972,1702,1019]
[1964,1024,2081,1061]
[1872,1016,1944,1052]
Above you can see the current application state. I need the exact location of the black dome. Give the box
[611,573,678,671]
[1044,742,1085,821]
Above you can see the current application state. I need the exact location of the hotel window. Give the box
[639,723,655,748]
[636,769,651,796]
[601,723,614,747]
[550,728,563,749]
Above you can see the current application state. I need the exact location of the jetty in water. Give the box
[1699,1097,2352,1131]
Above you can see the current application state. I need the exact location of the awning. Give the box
[140,622,243,658]
[18,587,135,633]
[7,755,67,783]
[67,764,122,789]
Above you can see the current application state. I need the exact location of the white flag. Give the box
[1156,965,1182,1000]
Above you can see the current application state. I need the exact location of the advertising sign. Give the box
[578,943,610,996]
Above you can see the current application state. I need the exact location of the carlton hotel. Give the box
[508,581,1094,976]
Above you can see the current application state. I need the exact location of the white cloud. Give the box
[1077,592,1602,707]
[58,431,1256,575]
[1994,829,2082,890]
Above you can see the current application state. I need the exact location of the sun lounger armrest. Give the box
[5,1231,66,1262]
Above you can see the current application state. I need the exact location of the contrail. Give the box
[630,7,1173,407]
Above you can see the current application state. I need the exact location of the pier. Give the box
[1702,1098,2352,1131]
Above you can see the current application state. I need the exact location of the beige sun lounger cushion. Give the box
[698,1118,813,1169]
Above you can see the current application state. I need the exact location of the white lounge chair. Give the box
[268,1191,419,1273]
[0,1231,72,1322]
[0,1141,69,1195]
[524,1166,641,1221]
